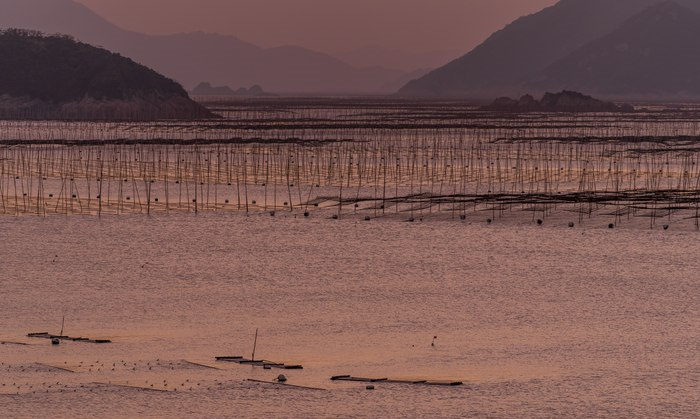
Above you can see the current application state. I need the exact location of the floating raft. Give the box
[182,360,221,370]
[331,375,463,386]
[0,341,31,346]
[35,362,78,373]
[215,356,303,370]
[27,332,112,344]
[246,379,326,391]
[92,382,173,393]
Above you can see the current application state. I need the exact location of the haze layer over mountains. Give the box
[0,0,430,94]
[3,0,700,100]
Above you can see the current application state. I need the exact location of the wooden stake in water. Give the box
[59,315,65,337]
[251,328,259,362]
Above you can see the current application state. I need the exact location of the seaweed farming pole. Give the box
[251,328,259,362]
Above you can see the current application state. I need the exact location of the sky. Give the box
[76,0,558,54]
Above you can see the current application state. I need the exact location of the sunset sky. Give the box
[77,0,557,54]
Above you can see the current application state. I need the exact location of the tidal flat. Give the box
[1,100,699,418]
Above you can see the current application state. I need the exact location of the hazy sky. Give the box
[76,0,557,54]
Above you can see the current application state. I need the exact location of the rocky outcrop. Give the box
[480,91,634,113]
[191,82,275,97]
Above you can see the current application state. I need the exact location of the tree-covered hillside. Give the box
[0,29,213,120]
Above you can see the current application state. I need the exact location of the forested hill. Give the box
[0,29,213,120]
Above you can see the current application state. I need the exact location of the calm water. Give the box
[1,213,698,418]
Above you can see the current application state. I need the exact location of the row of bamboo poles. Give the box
[2,135,700,226]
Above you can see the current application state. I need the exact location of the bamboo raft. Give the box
[215,356,303,369]
[331,375,463,386]
[27,332,112,344]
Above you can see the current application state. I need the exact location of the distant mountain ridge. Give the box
[0,0,410,94]
[400,0,700,100]
[0,29,212,120]
[534,1,700,98]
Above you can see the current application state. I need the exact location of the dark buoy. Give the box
[408,217,415,222]
[276,374,287,383]
[270,211,276,217]
[486,218,492,224]
[366,385,375,390]
[332,214,338,220]
[608,223,615,229]
[252,200,256,205]
[304,212,309,217]
[568,222,575,228]
[663,225,669,230]
[537,219,543,225]
[364,216,371,221]
[460,214,466,221]
[51,338,60,345]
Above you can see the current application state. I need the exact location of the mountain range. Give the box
[400,0,700,100]
[0,0,416,95]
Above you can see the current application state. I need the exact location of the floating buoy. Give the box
[537,219,543,225]
[663,225,669,230]
[364,216,371,221]
[51,338,60,345]
[366,385,375,390]
[460,214,466,221]
[608,223,615,229]
[276,374,287,383]
[486,218,492,224]
[568,222,575,228]
[332,214,338,220]
[304,212,309,217]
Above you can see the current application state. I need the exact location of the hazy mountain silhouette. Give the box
[0,29,212,120]
[0,0,408,94]
[534,1,700,99]
[192,82,275,97]
[399,0,700,99]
